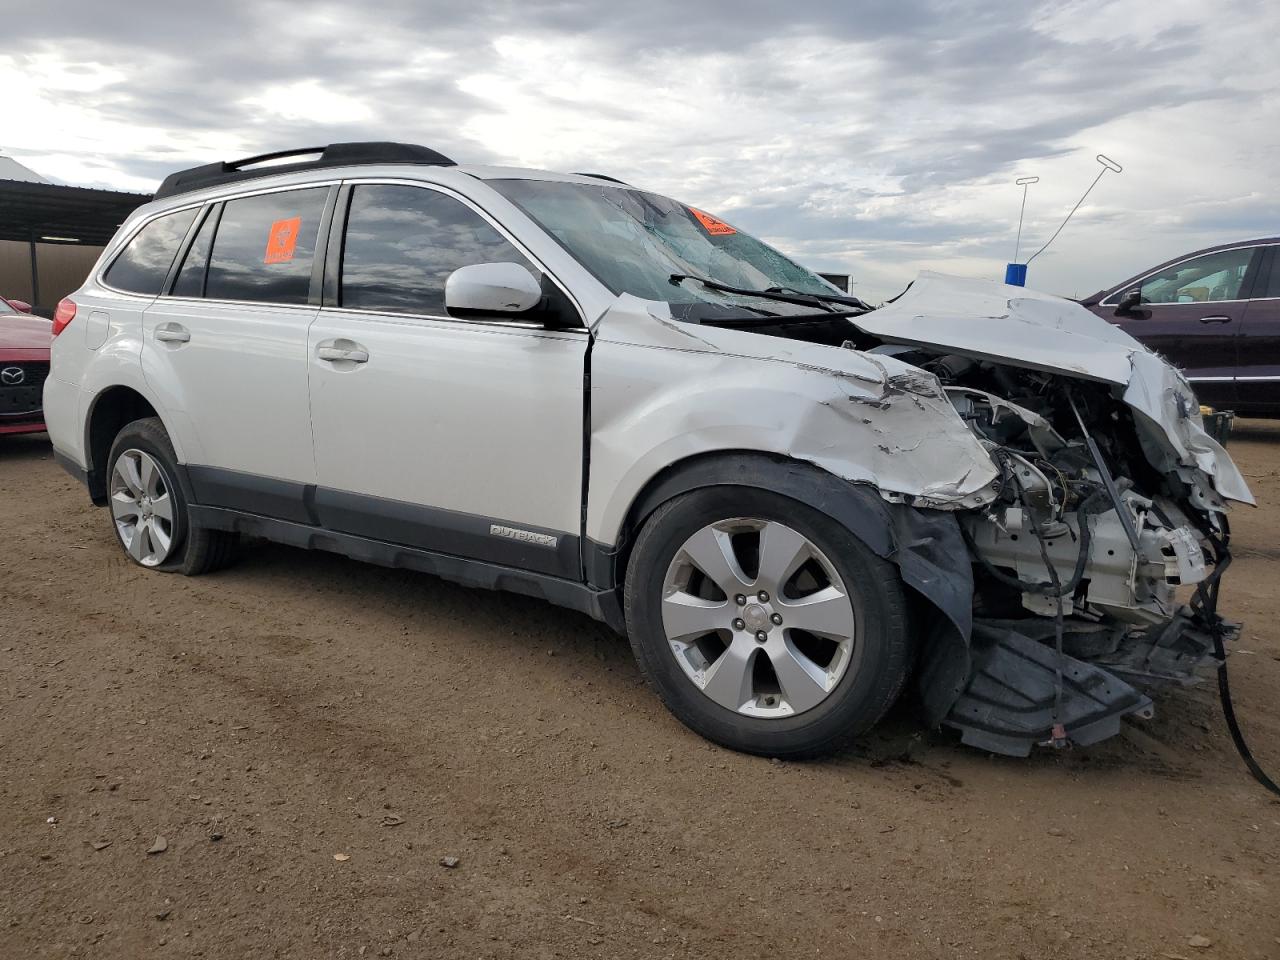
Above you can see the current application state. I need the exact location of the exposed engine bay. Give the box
[693,275,1249,757]
[881,345,1236,754]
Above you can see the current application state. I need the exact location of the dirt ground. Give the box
[1,424,1278,960]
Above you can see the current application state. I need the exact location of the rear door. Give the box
[1235,244,1280,414]
[1102,245,1261,407]
[306,181,588,578]
[140,185,333,520]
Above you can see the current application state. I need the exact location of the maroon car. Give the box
[0,296,51,436]
[1080,238,1280,416]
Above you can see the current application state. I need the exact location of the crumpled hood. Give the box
[854,272,1254,506]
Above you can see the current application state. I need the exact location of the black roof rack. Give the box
[154,142,456,200]
[573,172,630,185]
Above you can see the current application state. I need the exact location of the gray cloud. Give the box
[6,0,1279,299]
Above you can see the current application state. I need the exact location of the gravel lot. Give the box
[2,424,1278,959]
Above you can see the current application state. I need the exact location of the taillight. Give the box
[51,298,76,337]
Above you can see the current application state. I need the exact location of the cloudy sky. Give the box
[3,0,1277,301]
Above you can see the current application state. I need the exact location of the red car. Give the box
[0,295,51,436]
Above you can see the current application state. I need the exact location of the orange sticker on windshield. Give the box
[264,216,302,264]
[689,207,737,236]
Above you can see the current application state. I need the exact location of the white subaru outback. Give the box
[45,142,1253,759]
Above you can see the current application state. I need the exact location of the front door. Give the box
[1107,245,1261,408]
[306,182,588,578]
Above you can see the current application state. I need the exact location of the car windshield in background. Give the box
[490,179,837,314]
[0,299,15,315]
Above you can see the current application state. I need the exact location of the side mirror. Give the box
[7,299,32,313]
[1115,289,1142,315]
[445,262,541,316]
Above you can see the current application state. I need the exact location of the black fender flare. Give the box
[589,452,973,722]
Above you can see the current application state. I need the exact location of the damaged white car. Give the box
[45,143,1252,758]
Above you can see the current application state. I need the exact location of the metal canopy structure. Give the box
[0,179,151,246]
[0,178,151,312]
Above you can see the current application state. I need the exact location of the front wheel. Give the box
[623,487,912,758]
[106,417,238,575]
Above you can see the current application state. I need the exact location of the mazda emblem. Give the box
[0,366,24,386]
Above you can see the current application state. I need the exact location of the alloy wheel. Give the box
[109,448,176,567]
[661,518,859,718]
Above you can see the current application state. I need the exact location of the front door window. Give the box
[1138,247,1254,304]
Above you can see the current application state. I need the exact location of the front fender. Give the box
[586,296,998,548]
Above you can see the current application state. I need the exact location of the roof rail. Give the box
[154,142,456,200]
[573,172,630,185]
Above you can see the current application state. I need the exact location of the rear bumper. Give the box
[41,374,84,466]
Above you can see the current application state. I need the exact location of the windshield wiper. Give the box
[765,285,873,311]
[670,274,845,313]
[697,309,864,328]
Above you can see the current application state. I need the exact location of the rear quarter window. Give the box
[102,207,199,295]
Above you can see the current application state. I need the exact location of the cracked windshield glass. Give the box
[490,178,839,315]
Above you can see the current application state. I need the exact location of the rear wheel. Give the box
[624,487,912,758]
[109,447,177,567]
[106,417,237,575]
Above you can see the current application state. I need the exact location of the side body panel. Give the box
[302,174,597,576]
[1104,302,1242,406]
[585,296,999,548]
[45,283,154,466]
[139,297,318,482]
[306,311,588,565]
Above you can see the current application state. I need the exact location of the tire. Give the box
[624,486,912,759]
[105,417,238,576]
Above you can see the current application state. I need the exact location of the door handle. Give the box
[1199,315,1232,325]
[154,324,190,343]
[317,342,369,363]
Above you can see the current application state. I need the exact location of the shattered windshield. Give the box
[489,179,838,314]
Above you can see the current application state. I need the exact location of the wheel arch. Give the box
[83,385,167,503]
[591,451,888,586]
[589,449,977,725]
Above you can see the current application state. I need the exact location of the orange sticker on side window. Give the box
[689,207,737,236]
[264,216,302,264]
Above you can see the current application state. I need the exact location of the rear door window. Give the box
[204,188,328,305]
[339,184,535,316]
[103,207,199,295]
